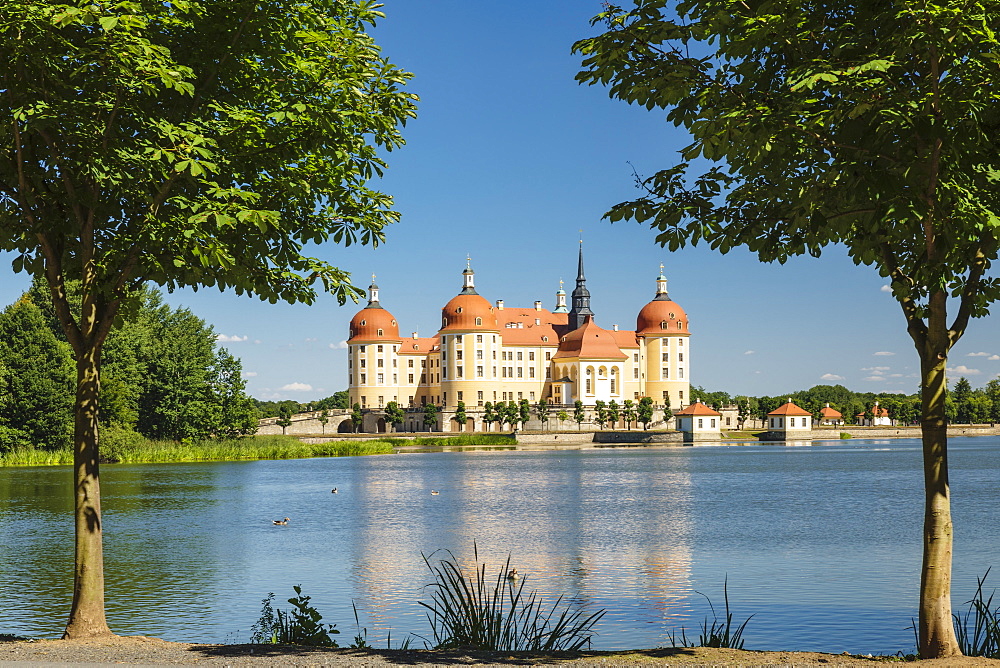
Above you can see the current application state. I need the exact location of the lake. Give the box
[1,437,998,655]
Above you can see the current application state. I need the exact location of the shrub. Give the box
[249,586,340,646]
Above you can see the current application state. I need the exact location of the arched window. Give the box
[377,328,383,336]
[476,317,482,326]
[360,319,366,326]
[660,320,667,329]
[457,307,464,313]
[442,317,448,327]
[678,322,683,329]
[391,320,397,326]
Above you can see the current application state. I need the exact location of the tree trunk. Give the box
[918,349,961,658]
[63,345,112,638]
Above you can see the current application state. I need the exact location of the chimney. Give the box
[412,332,419,339]
[613,324,619,331]
[534,300,542,311]
[496,299,504,310]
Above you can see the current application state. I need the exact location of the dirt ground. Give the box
[2,637,1000,667]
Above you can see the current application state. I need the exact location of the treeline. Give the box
[0,280,257,452]
[253,391,349,418]
[691,380,1000,425]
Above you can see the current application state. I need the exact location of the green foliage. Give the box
[518,399,531,428]
[384,401,405,431]
[250,586,340,647]
[594,400,607,430]
[953,569,1000,658]
[276,405,294,434]
[637,396,654,430]
[418,548,605,652]
[482,402,495,431]
[573,400,586,429]
[453,401,467,430]
[422,403,438,431]
[606,400,620,428]
[0,296,74,450]
[621,399,635,429]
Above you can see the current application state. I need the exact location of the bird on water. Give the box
[331,488,338,493]
[272,517,290,525]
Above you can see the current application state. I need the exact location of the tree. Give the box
[423,403,438,432]
[350,403,364,434]
[384,401,405,433]
[622,399,636,430]
[573,400,586,430]
[736,397,751,431]
[2,0,415,638]
[556,409,569,428]
[534,398,550,429]
[952,378,973,424]
[318,410,329,435]
[452,401,467,432]
[575,2,1000,655]
[0,295,75,450]
[518,399,531,430]
[637,396,654,430]
[986,380,1000,425]
[210,348,258,438]
[276,405,293,436]
[607,400,620,429]
[482,401,495,432]
[594,400,607,430]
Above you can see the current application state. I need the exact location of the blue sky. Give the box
[2,1,998,400]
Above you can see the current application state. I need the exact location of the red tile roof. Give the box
[674,401,721,417]
[768,401,812,416]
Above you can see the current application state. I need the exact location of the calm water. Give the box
[1,437,998,655]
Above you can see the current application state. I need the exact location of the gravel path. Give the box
[3,637,1000,667]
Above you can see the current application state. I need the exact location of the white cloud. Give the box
[242,371,258,378]
[968,352,992,357]
[888,374,904,378]
[280,382,314,391]
[304,337,318,342]
[864,375,886,382]
[330,340,349,349]
[880,285,892,293]
[820,373,845,381]
[743,350,755,355]
[861,366,891,372]
[948,365,982,376]
[990,355,1000,361]
[874,351,895,356]
[216,334,248,343]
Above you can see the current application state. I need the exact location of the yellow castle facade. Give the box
[346,246,691,417]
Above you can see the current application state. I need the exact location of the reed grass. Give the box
[417,547,605,652]
[667,577,753,650]
[954,568,1000,658]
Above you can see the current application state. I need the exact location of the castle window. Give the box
[662,368,669,379]
[361,396,366,407]
[393,374,397,384]
[456,335,463,343]
[458,391,463,401]
[414,345,419,350]
[662,352,669,362]
[679,339,684,346]
[679,352,684,362]
[517,367,523,378]
[529,351,535,361]
[586,378,592,394]
[633,368,639,379]
[545,352,551,360]
[377,345,383,352]
[530,392,535,400]
[679,390,684,400]
[660,320,667,329]
[476,317,482,326]
[610,377,616,394]
[679,368,684,378]
[408,374,414,383]
[542,336,548,342]
[393,359,397,367]
[457,366,463,378]
[408,359,414,367]
[359,345,366,352]
[678,322,683,329]
[420,360,426,367]
[456,350,463,360]
[517,352,523,361]
[377,373,384,384]
[634,353,639,362]
[442,317,448,327]
[361,373,366,384]
[377,359,383,367]
[546,368,551,379]
[391,320,396,326]
[477,366,484,377]
[476,334,483,343]
[529,368,535,378]
[698,418,703,429]
[457,307,463,313]
[476,350,483,360]
[361,320,366,326]
[360,359,366,368]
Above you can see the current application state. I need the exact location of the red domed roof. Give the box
[440,293,498,331]
[348,305,401,343]
[637,298,689,335]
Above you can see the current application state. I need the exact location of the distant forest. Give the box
[0,279,258,451]
[691,380,1000,425]
[253,391,349,418]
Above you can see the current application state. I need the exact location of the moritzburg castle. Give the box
[346,246,691,431]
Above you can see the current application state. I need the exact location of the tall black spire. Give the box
[568,241,594,331]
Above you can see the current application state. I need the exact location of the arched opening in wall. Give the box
[466,417,476,432]
[337,420,354,433]
[376,418,387,433]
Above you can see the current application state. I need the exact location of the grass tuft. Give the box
[667,577,753,650]
[418,546,605,652]
[953,568,1000,658]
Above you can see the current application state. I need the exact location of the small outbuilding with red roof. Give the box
[674,401,722,440]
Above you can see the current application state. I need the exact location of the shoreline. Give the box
[2,636,1000,667]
